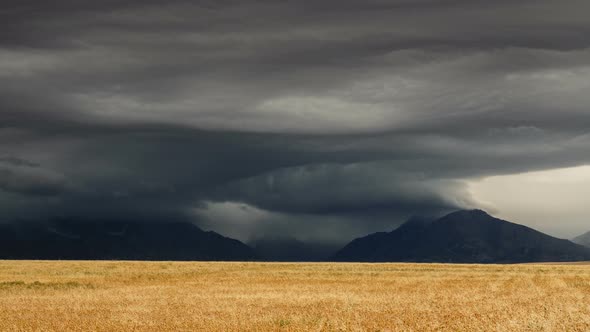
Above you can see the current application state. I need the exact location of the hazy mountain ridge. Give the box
[573,231,590,248]
[332,210,590,263]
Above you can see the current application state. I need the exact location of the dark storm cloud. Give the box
[0,157,67,196]
[2,0,590,241]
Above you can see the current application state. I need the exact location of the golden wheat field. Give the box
[0,261,589,331]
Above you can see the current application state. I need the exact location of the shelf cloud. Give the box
[2,0,590,243]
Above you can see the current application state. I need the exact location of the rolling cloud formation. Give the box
[2,0,590,244]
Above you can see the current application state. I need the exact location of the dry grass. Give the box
[0,261,589,331]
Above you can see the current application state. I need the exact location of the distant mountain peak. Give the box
[441,209,492,219]
[332,210,590,263]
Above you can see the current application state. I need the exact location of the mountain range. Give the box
[0,220,256,261]
[1,210,589,263]
[332,210,590,263]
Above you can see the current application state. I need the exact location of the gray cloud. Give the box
[1,0,590,242]
[0,157,67,196]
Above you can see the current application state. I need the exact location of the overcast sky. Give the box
[1,0,590,245]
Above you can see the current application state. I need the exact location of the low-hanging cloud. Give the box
[0,157,67,196]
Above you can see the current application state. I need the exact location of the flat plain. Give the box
[0,261,589,331]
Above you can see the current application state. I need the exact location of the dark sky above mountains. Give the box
[1,0,590,244]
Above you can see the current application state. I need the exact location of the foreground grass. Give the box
[0,261,589,331]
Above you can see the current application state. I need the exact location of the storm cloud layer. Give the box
[2,0,590,244]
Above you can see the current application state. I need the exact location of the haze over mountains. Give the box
[573,231,590,248]
[1,210,588,263]
[249,236,338,262]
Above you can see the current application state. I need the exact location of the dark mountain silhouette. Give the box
[0,219,256,261]
[573,231,590,248]
[332,210,590,263]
